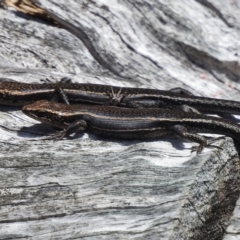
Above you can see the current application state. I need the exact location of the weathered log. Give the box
[0,1,240,239]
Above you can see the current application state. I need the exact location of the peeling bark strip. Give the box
[2,0,59,26]
[3,0,45,15]
[0,0,240,239]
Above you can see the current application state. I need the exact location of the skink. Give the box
[22,100,240,153]
[0,78,191,106]
[1,78,240,116]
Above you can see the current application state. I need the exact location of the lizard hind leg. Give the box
[171,124,208,154]
[171,125,224,154]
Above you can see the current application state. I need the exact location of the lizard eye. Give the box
[3,93,14,99]
[52,114,62,121]
[35,112,47,118]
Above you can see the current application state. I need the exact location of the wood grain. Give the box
[0,0,240,239]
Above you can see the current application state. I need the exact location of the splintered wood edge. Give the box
[172,138,240,239]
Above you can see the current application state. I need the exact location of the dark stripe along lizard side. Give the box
[22,100,240,153]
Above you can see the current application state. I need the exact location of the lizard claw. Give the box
[106,87,125,105]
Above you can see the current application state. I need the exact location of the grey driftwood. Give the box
[0,0,240,239]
